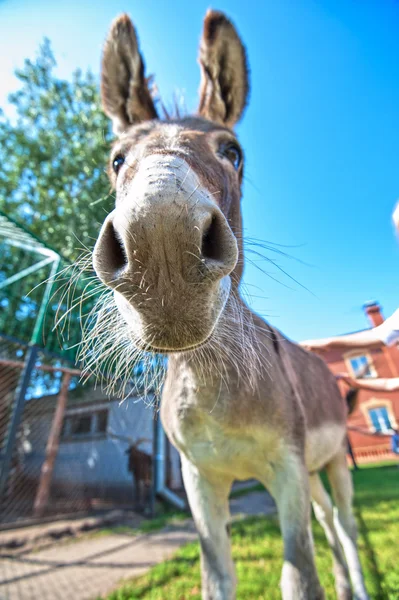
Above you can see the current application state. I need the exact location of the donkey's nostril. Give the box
[93,216,131,287]
[98,220,128,277]
[198,209,238,279]
[108,223,128,273]
[201,215,223,262]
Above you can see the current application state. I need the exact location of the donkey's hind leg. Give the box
[326,448,369,600]
[309,473,352,600]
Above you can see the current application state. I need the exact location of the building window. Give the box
[97,410,108,433]
[71,415,92,436]
[61,409,108,441]
[347,354,375,378]
[368,407,392,433]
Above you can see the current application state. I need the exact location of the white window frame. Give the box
[368,406,392,434]
[344,351,377,379]
[361,398,398,433]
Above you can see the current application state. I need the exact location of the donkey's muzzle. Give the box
[93,202,237,289]
[92,155,238,350]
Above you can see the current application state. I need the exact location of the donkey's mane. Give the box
[148,77,188,122]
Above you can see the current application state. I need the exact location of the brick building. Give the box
[312,301,399,464]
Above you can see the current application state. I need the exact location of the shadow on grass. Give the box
[106,553,200,600]
[355,506,385,600]
[105,466,399,599]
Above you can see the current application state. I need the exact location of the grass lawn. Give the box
[104,464,399,600]
[91,483,263,542]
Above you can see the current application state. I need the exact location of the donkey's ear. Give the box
[198,10,249,128]
[101,14,158,135]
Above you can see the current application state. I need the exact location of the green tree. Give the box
[0,38,113,262]
[0,40,112,357]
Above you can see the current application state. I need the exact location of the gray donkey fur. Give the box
[90,10,369,600]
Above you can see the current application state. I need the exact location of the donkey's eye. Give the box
[218,143,242,170]
[112,155,125,174]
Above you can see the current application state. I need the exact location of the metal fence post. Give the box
[150,409,159,518]
[0,345,38,506]
[31,255,60,347]
[347,436,359,471]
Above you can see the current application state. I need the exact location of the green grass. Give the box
[104,465,399,600]
[229,482,264,499]
[92,483,262,542]
[355,459,399,470]
[86,509,188,542]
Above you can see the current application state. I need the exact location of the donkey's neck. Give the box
[161,294,279,444]
[166,292,271,398]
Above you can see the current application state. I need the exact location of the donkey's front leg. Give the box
[181,456,235,600]
[270,455,325,600]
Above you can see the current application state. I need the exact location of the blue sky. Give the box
[1,0,398,342]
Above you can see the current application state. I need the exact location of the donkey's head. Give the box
[93,11,249,353]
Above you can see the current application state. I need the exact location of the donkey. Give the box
[126,438,152,514]
[90,11,369,600]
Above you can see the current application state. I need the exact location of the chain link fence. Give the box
[0,213,184,529]
[0,334,182,529]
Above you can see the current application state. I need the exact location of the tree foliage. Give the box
[0,39,113,262]
[0,40,113,361]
